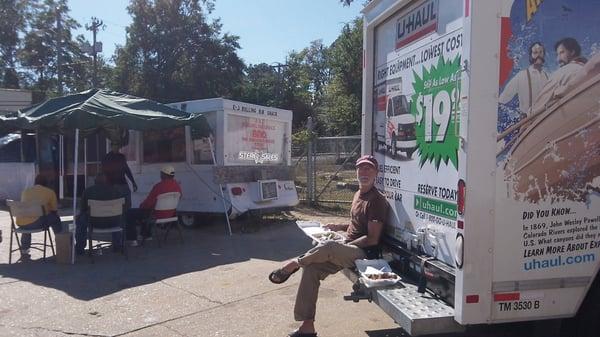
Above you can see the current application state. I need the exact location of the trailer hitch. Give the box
[344,281,372,303]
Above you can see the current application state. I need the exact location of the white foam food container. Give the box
[296,221,345,243]
[355,259,401,288]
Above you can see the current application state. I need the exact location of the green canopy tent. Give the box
[1,88,211,138]
[0,89,230,261]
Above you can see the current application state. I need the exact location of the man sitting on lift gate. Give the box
[268,155,389,337]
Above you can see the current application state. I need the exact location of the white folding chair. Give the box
[87,198,126,262]
[151,192,182,246]
[6,199,55,264]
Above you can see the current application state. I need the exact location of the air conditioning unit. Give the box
[258,179,278,201]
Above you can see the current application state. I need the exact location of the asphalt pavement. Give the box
[0,209,406,337]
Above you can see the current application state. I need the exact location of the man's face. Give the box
[530,44,545,66]
[556,44,574,66]
[356,163,377,188]
[111,144,120,152]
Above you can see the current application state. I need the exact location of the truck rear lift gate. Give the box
[342,269,464,336]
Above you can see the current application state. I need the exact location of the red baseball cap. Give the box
[355,155,378,169]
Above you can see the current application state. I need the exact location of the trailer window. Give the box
[191,127,214,165]
[143,127,186,163]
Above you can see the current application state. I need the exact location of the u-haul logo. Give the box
[396,0,438,49]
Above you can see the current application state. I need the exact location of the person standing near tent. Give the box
[102,143,138,245]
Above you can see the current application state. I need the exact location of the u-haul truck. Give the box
[356,0,600,335]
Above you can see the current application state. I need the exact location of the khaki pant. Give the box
[294,241,366,321]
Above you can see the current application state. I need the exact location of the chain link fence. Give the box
[293,135,361,205]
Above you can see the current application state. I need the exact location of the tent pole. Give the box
[34,129,40,175]
[20,130,25,162]
[208,136,232,236]
[84,138,87,188]
[71,129,79,264]
[59,135,64,199]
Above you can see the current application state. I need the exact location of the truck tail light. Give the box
[231,187,243,196]
[457,179,466,215]
[466,295,479,303]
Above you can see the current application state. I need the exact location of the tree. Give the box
[0,0,31,88]
[111,0,244,102]
[240,63,281,107]
[18,0,92,99]
[240,40,331,130]
[320,18,363,135]
[339,0,371,6]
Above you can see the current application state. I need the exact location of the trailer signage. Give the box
[396,0,439,49]
[494,0,600,287]
[373,3,464,266]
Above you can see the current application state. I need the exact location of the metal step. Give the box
[370,279,464,336]
[342,268,463,336]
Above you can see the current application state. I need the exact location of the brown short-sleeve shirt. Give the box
[346,187,389,242]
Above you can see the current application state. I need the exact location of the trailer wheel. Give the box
[179,214,197,228]
[559,275,600,337]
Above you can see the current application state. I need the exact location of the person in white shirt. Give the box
[499,42,549,117]
[532,37,587,111]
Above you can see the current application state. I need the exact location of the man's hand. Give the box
[132,183,138,192]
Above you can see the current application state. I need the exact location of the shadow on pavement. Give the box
[365,328,409,336]
[0,217,313,301]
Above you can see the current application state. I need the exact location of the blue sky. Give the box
[68,0,364,65]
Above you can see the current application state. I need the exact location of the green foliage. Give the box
[1,0,364,136]
[111,0,244,102]
[0,0,30,88]
[292,129,313,146]
[14,0,94,99]
[240,40,330,130]
[319,18,363,135]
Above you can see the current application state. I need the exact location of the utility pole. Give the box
[270,62,287,103]
[86,17,104,88]
[56,7,63,95]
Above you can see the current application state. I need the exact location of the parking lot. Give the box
[0,207,409,337]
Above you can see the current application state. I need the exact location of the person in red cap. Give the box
[269,154,389,337]
[127,165,182,243]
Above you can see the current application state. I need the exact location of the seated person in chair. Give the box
[268,155,389,337]
[127,165,182,241]
[17,174,63,258]
[75,173,129,255]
